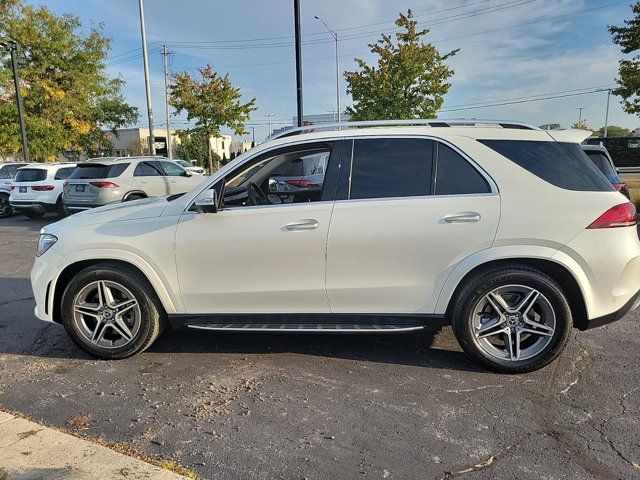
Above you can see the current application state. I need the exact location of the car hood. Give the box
[43,197,169,235]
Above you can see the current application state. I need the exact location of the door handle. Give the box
[285,219,319,231]
[443,212,481,223]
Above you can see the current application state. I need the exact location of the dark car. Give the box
[581,144,630,199]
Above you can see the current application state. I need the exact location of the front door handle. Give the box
[285,219,319,231]
[443,212,481,223]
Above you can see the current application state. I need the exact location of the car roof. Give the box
[82,156,174,165]
[581,144,608,153]
[17,162,77,170]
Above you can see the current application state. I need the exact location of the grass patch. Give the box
[627,180,640,211]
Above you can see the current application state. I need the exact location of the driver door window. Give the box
[223,146,333,208]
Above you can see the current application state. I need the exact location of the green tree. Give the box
[169,66,256,173]
[610,2,640,116]
[0,1,138,160]
[175,130,219,167]
[343,9,458,121]
[594,125,630,137]
[572,121,593,132]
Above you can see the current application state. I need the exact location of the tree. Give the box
[0,1,138,160]
[610,2,640,116]
[169,66,256,172]
[572,121,593,132]
[343,9,458,121]
[594,125,630,137]
[174,130,219,167]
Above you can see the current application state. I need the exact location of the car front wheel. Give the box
[0,194,12,218]
[451,265,571,373]
[61,263,165,359]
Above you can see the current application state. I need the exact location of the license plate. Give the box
[75,185,85,192]
[19,186,26,193]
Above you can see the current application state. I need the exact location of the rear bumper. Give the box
[584,288,640,330]
[10,201,56,213]
[65,203,102,212]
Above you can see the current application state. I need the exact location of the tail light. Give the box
[63,180,69,188]
[89,181,119,188]
[31,185,55,191]
[285,179,320,188]
[587,202,637,229]
[9,186,15,190]
[612,182,631,200]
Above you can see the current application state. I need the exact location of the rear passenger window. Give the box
[54,167,75,180]
[134,162,163,177]
[349,138,434,199]
[481,140,613,192]
[435,144,490,195]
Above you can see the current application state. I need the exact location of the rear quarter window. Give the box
[480,140,614,192]
[54,167,76,180]
[15,169,47,182]
[69,163,129,179]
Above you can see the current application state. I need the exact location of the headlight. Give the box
[37,234,58,257]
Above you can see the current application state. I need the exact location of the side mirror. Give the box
[194,189,218,213]
[268,177,280,192]
[181,170,192,177]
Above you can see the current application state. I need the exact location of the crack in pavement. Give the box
[0,296,34,307]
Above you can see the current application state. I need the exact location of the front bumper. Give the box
[31,251,64,323]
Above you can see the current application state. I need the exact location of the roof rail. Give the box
[268,118,541,141]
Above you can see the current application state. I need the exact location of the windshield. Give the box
[585,152,617,177]
[15,168,47,182]
[175,160,192,168]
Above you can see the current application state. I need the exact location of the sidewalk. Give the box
[0,411,191,480]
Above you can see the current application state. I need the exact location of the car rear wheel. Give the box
[61,263,165,359]
[56,196,68,218]
[124,193,145,202]
[451,265,571,373]
[0,194,11,218]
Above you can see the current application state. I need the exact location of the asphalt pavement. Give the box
[0,213,638,480]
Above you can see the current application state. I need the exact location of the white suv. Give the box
[10,163,77,218]
[30,120,640,373]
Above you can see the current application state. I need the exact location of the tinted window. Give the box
[0,167,9,180]
[69,163,129,179]
[134,161,163,177]
[15,169,47,182]
[435,144,490,195]
[480,140,613,192]
[160,161,185,177]
[2,164,26,178]
[349,138,433,199]
[585,152,617,178]
[54,167,76,180]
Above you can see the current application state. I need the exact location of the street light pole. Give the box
[578,107,585,124]
[604,89,611,138]
[1,38,29,162]
[138,0,155,155]
[294,0,304,127]
[161,44,173,158]
[265,113,275,137]
[314,16,340,123]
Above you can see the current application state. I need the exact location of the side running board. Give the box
[185,322,425,333]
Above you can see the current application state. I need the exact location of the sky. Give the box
[26,0,640,141]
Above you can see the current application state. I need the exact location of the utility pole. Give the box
[138,0,155,155]
[294,0,303,127]
[161,45,173,158]
[577,107,585,125]
[251,126,256,147]
[604,89,611,138]
[314,16,340,122]
[265,113,275,137]
[0,38,29,162]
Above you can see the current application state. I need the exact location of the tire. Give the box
[24,210,45,219]
[61,263,165,359]
[56,196,68,219]
[0,194,12,218]
[124,193,145,202]
[451,265,571,374]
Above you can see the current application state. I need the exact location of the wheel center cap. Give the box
[507,315,519,327]
[103,309,114,319]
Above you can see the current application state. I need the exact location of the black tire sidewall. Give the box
[452,268,571,373]
[61,266,160,359]
[24,210,44,219]
[0,195,11,218]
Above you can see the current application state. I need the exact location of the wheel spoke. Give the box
[91,320,108,343]
[514,289,539,316]
[101,281,116,306]
[504,329,517,361]
[476,317,505,337]
[486,292,509,317]
[518,326,554,337]
[74,303,101,318]
[110,320,133,341]
[514,328,522,360]
[477,325,509,340]
[523,316,555,334]
[114,298,137,316]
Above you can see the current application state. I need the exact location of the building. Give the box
[230,140,253,157]
[104,128,232,161]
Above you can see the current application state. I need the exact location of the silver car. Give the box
[0,162,29,218]
[63,156,202,213]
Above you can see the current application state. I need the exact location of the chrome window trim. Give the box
[183,133,499,214]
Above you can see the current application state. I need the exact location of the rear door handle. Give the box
[285,219,319,231]
[443,212,481,223]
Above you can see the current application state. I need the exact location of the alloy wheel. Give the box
[471,284,556,362]
[72,280,142,349]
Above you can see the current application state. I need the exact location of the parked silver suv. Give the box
[0,161,29,218]
[63,156,202,213]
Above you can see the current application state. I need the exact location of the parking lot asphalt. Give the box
[0,213,639,480]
